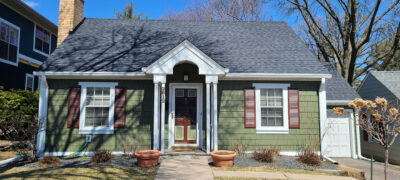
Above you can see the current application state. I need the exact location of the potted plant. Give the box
[210,150,236,167]
[135,150,161,167]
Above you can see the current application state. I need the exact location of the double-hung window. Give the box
[34,25,50,56]
[253,83,290,134]
[79,82,118,134]
[0,18,19,66]
[25,74,34,92]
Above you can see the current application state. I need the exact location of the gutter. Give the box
[323,156,338,164]
[354,109,373,161]
[33,71,152,80]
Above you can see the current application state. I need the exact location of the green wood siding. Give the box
[218,81,320,151]
[45,79,154,152]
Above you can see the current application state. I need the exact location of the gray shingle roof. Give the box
[323,62,359,101]
[41,18,329,74]
[369,71,400,99]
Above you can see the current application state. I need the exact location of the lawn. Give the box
[215,177,284,180]
[0,152,17,161]
[0,166,158,180]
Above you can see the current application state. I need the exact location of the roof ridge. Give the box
[84,17,287,24]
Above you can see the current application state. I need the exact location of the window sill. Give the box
[256,130,289,134]
[33,49,50,57]
[0,58,18,67]
[79,129,114,134]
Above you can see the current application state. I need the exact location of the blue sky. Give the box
[22,0,195,25]
[22,0,295,26]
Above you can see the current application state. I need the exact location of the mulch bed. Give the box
[2,155,144,169]
[210,155,338,170]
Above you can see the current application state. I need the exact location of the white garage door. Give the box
[325,111,352,157]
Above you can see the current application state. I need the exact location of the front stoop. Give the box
[163,149,208,156]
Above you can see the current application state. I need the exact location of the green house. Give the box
[35,0,362,159]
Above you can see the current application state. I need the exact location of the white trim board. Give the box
[19,54,43,65]
[222,73,331,81]
[168,83,203,148]
[326,100,353,105]
[33,71,151,80]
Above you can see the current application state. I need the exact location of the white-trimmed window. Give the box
[253,83,290,134]
[0,18,19,66]
[34,25,51,56]
[25,74,34,92]
[79,82,118,134]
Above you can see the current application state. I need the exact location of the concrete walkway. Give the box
[213,170,357,180]
[155,156,213,180]
[335,158,400,180]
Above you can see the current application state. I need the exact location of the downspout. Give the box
[354,109,372,161]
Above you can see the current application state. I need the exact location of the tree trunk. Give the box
[385,148,389,180]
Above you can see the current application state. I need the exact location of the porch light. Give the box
[184,73,189,81]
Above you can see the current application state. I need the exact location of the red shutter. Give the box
[114,87,127,128]
[288,89,300,128]
[67,87,81,128]
[244,89,256,128]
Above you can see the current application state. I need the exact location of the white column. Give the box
[349,110,358,159]
[206,83,211,153]
[319,78,327,156]
[210,85,214,150]
[36,74,48,157]
[213,83,218,151]
[153,83,160,150]
[160,83,166,153]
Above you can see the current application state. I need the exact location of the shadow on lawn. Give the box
[0,166,158,179]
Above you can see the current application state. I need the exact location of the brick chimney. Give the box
[57,0,85,46]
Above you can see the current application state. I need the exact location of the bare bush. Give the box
[91,150,112,164]
[252,148,276,163]
[38,156,60,167]
[230,141,248,156]
[298,146,321,167]
[123,140,139,159]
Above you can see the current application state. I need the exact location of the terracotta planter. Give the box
[135,150,161,168]
[210,150,236,167]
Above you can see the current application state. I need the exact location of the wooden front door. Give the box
[174,88,197,144]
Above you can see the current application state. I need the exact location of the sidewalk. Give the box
[155,156,214,180]
[213,170,357,180]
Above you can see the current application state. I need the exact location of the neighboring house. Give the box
[358,71,400,164]
[0,0,57,91]
[34,0,362,158]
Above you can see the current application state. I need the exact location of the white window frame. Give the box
[78,82,118,134]
[253,83,290,134]
[0,17,20,67]
[33,24,51,57]
[25,73,34,92]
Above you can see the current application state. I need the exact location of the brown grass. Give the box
[0,151,17,161]
[91,150,112,164]
[38,156,60,168]
[0,167,158,180]
[338,164,365,180]
[298,147,321,167]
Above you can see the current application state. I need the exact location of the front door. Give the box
[174,88,197,144]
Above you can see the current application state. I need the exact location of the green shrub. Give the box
[0,87,39,141]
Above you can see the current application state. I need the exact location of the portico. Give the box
[143,40,228,153]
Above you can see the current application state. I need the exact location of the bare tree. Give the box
[162,0,267,21]
[274,0,400,85]
[334,98,400,180]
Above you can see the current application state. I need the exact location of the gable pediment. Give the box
[143,40,228,75]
